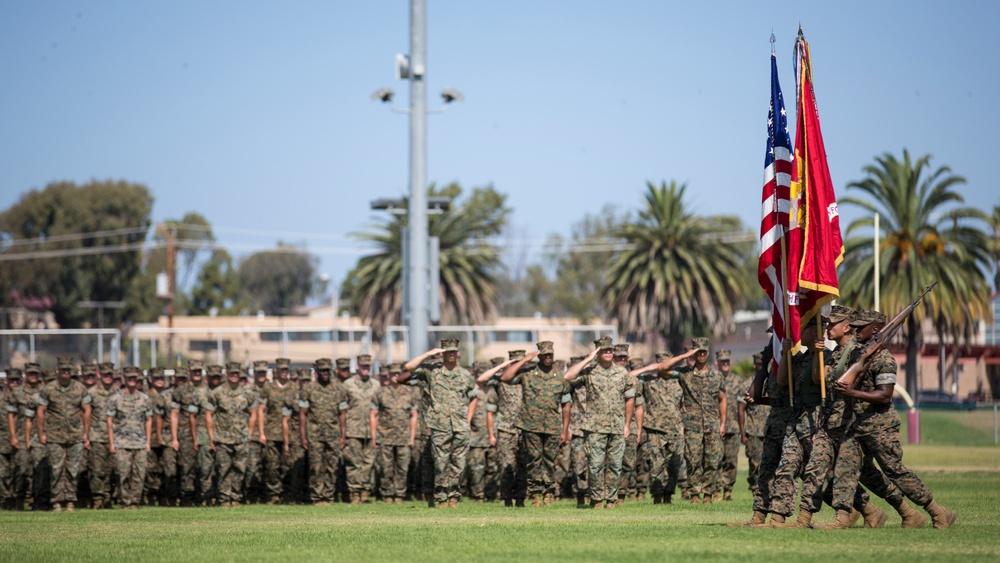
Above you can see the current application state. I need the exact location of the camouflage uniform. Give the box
[471,385,499,501]
[567,378,589,501]
[577,361,635,504]
[373,383,417,500]
[769,349,823,517]
[170,379,200,505]
[489,368,525,504]
[299,375,348,504]
[189,382,215,504]
[343,374,381,498]
[638,369,684,502]
[37,379,91,507]
[751,360,794,516]
[511,362,570,500]
[0,388,17,508]
[259,379,298,502]
[205,382,257,505]
[742,398,769,491]
[410,358,477,504]
[107,386,153,508]
[284,370,309,503]
[407,379,432,500]
[719,370,744,497]
[832,348,934,510]
[672,357,725,500]
[86,382,118,507]
[11,373,47,509]
[245,367,268,503]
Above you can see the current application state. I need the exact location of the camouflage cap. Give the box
[692,337,710,352]
[716,349,732,362]
[188,359,204,371]
[57,356,74,369]
[173,368,189,378]
[387,362,403,374]
[81,364,97,377]
[472,361,489,373]
[490,357,505,367]
[852,309,887,327]
[226,361,243,374]
[275,358,291,369]
[314,358,333,370]
[613,344,630,357]
[298,368,314,381]
[97,362,114,375]
[24,362,41,375]
[828,305,855,325]
[335,358,351,370]
[654,351,673,363]
[356,354,372,366]
[508,350,526,361]
[439,338,460,352]
[594,336,613,350]
[627,358,645,371]
[206,365,225,377]
[122,366,143,379]
[536,341,555,355]
[45,369,58,381]
[6,368,23,380]
[148,367,165,378]
[253,360,270,373]
[111,368,124,380]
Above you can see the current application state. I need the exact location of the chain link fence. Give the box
[0,329,121,370]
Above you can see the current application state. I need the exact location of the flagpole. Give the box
[779,238,794,406]
[874,212,880,312]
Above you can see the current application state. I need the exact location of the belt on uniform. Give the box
[797,394,823,408]
[769,397,791,408]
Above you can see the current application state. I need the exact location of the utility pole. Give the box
[406,0,429,360]
[166,225,176,366]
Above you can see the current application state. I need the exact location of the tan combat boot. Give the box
[728,510,768,528]
[810,509,853,529]
[924,500,957,529]
[350,492,361,505]
[437,500,448,509]
[848,508,862,527]
[895,499,928,529]
[394,497,403,504]
[543,493,554,507]
[703,494,713,505]
[712,492,722,503]
[591,500,604,509]
[766,513,786,526]
[448,497,459,508]
[65,502,75,512]
[384,497,393,505]
[359,491,369,504]
[52,503,63,512]
[690,495,700,505]
[861,502,889,528]
[723,491,732,501]
[93,498,105,509]
[530,494,541,508]
[636,492,645,502]
[775,508,812,528]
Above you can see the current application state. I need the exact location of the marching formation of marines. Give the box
[0,321,957,527]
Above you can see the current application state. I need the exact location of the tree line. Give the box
[2,149,998,397]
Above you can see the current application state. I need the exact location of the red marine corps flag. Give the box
[791,27,844,331]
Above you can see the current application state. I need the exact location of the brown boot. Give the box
[636,492,645,502]
[93,498,105,510]
[723,491,732,501]
[895,500,928,529]
[728,510,768,528]
[52,503,63,513]
[543,493,554,507]
[394,497,403,504]
[691,495,700,505]
[359,491,369,504]
[767,513,786,526]
[437,500,448,509]
[530,494,541,508]
[774,508,812,528]
[448,497,459,508]
[861,502,889,528]
[924,500,957,529]
[384,497,393,504]
[848,508,862,527]
[65,502,75,512]
[703,494,713,505]
[591,500,604,509]
[810,509,853,530]
[613,497,623,507]
[350,492,361,505]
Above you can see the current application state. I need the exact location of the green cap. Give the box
[439,339,460,352]
[716,349,731,362]
[594,336,613,350]
[692,337,710,352]
[536,341,554,355]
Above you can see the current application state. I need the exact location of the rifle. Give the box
[746,342,774,405]
[836,282,938,389]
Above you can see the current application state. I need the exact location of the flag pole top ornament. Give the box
[770,31,776,54]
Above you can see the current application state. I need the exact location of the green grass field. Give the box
[3,410,998,562]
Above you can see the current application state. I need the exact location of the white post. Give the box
[874,212,880,312]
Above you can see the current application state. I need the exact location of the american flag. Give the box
[758,52,796,369]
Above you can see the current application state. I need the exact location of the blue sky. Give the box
[2,1,998,292]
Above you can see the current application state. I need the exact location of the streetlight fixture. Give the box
[371,0,461,359]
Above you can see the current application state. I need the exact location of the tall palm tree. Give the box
[603,181,750,352]
[343,184,507,341]
[839,149,992,398]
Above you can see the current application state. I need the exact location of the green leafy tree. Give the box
[603,181,750,351]
[838,150,993,398]
[342,183,509,339]
[190,249,248,315]
[0,179,153,328]
[239,244,321,315]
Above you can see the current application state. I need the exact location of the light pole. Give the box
[371,0,462,359]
